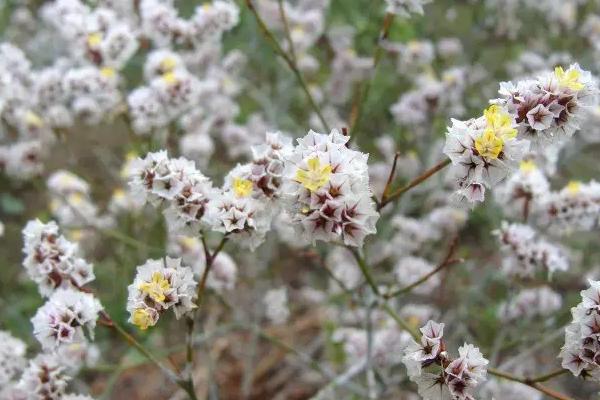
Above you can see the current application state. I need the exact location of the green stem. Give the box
[349,12,394,144]
[348,248,380,296]
[244,0,330,132]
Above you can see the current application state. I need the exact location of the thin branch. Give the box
[488,368,573,400]
[244,0,330,132]
[529,368,570,383]
[349,12,395,144]
[383,235,462,299]
[378,158,451,210]
[277,0,297,63]
[348,247,380,296]
[379,152,400,207]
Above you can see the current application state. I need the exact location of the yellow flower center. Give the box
[475,130,504,159]
[112,188,125,199]
[233,178,253,198]
[24,111,44,128]
[484,105,517,140]
[132,308,155,330]
[100,66,116,78]
[519,160,537,173]
[139,272,171,303]
[159,57,177,73]
[555,66,584,91]
[87,32,103,47]
[295,157,332,192]
[67,192,85,206]
[566,180,581,195]
[162,71,178,85]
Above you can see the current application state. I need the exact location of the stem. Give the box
[379,158,451,210]
[348,247,380,296]
[529,368,569,383]
[182,236,229,397]
[384,235,461,299]
[488,368,573,400]
[244,0,330,132]
[381,303,420,341]
[277,0,297,63]
[349,12,394,144]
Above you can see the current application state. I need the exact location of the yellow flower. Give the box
[132,308,155,330]
[67,192,85,206]
[295,157,332,192]
[475,129,504,159]
[112,188,125,200]
[519,160,537,173]
[233,178,253,198]
[159,57,177,73]
[566,180,581,195]
[24,111,44,128]
[162,71,178,85]
[554,66,584,91]
[100,66,115,78]
[139,272,171,303]
[484,105,517,140]
[86,32,103,47]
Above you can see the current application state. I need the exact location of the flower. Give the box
[282,129,379,247]
[443,105,530,206]
[385,0,431,17]
[560,280,600,381]
[496,64,598,144]
[403,320,488,400]
[17,354,70,400]
[263,287,289,325]
[31,288,103,350]
[0,331,27,386]
[497,286,562,321]
[494,221,569,277]
[22,220,95,297]
[127,257,197,330]
[539,180,600,234]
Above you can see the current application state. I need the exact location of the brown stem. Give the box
[379,158,451,210]
[383,235,462,299]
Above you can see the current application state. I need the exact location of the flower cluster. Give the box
[32,288,103,351]
[22,220,96,296]
[497,286,562,321]
[560,280,600,381]
[0,331,27,387]
[282,129,379,247]
[495,64,597,145]
[444,105,530,205]
[494,160,550,219]
[402,320,489,399]
[539,180,600,234]
[127,257,197,330]
[129,150,215,234]
[494,221,569,277]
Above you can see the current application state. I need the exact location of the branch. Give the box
[379,158,451,210]
[488,368,573,400]
[348,247,381,296]
[383,235,462,299]
[244,0,330,132]
[349,12,395,144]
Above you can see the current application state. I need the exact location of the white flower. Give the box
[496,64,598,145]
[127,257,197,330]
[443,105,530,206]
[282,129,379,247]
[539,180,600,234]
[0,331,27,386]
[31,288,103,351]
[494,160,549,219]
[403,321,488,400]
[129,151,215,234]
[385,0,431,17]
[263,287,289,325]
[497,286,562,321]
[560,280,600,381]
[17,354,70,400]
[22,220,95,297]
[494,221,569,277]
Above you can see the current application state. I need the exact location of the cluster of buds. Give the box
[539,180,600,234]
